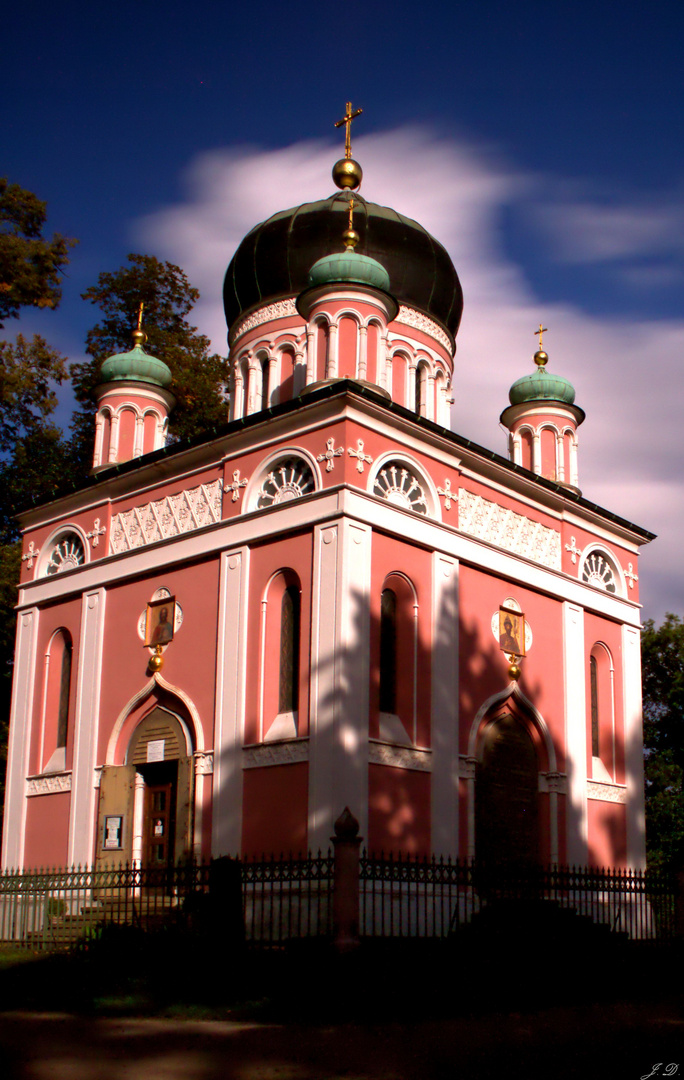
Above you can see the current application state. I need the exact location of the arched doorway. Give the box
[475,711,539,868]
[96,704,194,871]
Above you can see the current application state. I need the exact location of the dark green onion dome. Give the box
[224,192,463,337]
[509,351,576,405]
[100,335,172,389]
[308,249,391,292]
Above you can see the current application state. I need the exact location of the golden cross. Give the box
[348,196,355,231]
[535,323,548,350]
[335,101,363,160]
[137,302,145,331]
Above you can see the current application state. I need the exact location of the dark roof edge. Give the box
[16,379,656,542]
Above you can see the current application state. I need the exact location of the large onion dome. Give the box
[100,330,172,389]
[224,192,463,337]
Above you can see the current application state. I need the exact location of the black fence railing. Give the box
[359,853,677,942]
[0,853,676,951]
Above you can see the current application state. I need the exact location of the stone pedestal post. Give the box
[332,807,362,953]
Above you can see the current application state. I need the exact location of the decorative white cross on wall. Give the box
[21,540,38,569]
[225,469,248,502]
[437,479,455,510]
[565,536,582,564]
[348,440,373,474]
[625,562,639,589]
[86,519,106,547]
[317,437,344,472]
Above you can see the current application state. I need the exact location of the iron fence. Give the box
[359,853,677,942]
[0,853,676,950]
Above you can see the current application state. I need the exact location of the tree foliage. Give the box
[642,613,684,867]
[0,178,76,327]
[70,254,229,469]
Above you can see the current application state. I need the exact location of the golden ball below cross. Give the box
[332,158,363,190]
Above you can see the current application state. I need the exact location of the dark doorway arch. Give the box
[476,711,539,868]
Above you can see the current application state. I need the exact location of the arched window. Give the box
[589,643,614,778]
[42,629,73,773]
[581,548,622,595]
[379,588,397,715]
[376,574,418,745]
[415,362,428,416]
[262,572,303,741]
[520,429,534,471]
[316,321,329,382]
[261,355,270,409]
[590,654,600,759]
[279,585,300,715]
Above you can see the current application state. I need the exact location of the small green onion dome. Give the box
[308,249,391,292]
[100,338,172,389]
[509,366,576,406]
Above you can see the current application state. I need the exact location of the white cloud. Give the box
[137,129,682,624]
[532,200,684,263]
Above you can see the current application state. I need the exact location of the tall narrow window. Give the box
[279,585,300,715]
[414,365,422,415]
[379,588,397,714]
[590,654,599,758]
[261,356,270,409]
[57,637,72,750]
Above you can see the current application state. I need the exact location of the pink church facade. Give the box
[3,169,652,876]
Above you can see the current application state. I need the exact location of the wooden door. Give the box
[143,781,175,869]
[476,712,539,869]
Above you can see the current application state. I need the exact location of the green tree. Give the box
[70,254,229,469]
[0,178,76,327]
[642,613,684,868]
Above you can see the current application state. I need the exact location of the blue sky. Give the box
[4,1,683,623]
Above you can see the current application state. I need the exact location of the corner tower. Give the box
[92,308,175,470]
[500,327,585,492]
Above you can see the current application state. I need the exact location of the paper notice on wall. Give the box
[147,739,165,762]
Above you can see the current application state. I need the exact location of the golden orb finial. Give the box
[533,323,548,366]
[333,101,363,190]
[148,644,164,672]
[132,302,147,348]
[508,658,521,681]
[342,197,360,250]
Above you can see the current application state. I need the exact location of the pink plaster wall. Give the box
[24,793,70,869]
[242,763,309,856]
[368,765,431,855]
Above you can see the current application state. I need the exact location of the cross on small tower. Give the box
[535,323,548,350]
[335,102,363,160]
[348,439,373,474]
[137,302,145,331]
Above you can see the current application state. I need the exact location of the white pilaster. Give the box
[623,624,646,869]
[305,328,316,385]
[431,554,460,856]
[358,324,368,380]
[68,588,106,866]
[308,519,372,849]
[212,547,250,856]
[1,607,39,869]
[532,431,541,474]
[563,601,587,865]
[328,323,339,378]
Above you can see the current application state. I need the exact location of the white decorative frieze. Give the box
[587,780,627,804]
[396,305,452,354]
[27,773,72,796]
[231,299,299,342]
[458,489,561,570]
[242,740,309,768]
[110,480,223,554]
[369,741,432,772]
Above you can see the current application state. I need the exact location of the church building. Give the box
[2,109,653,875]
